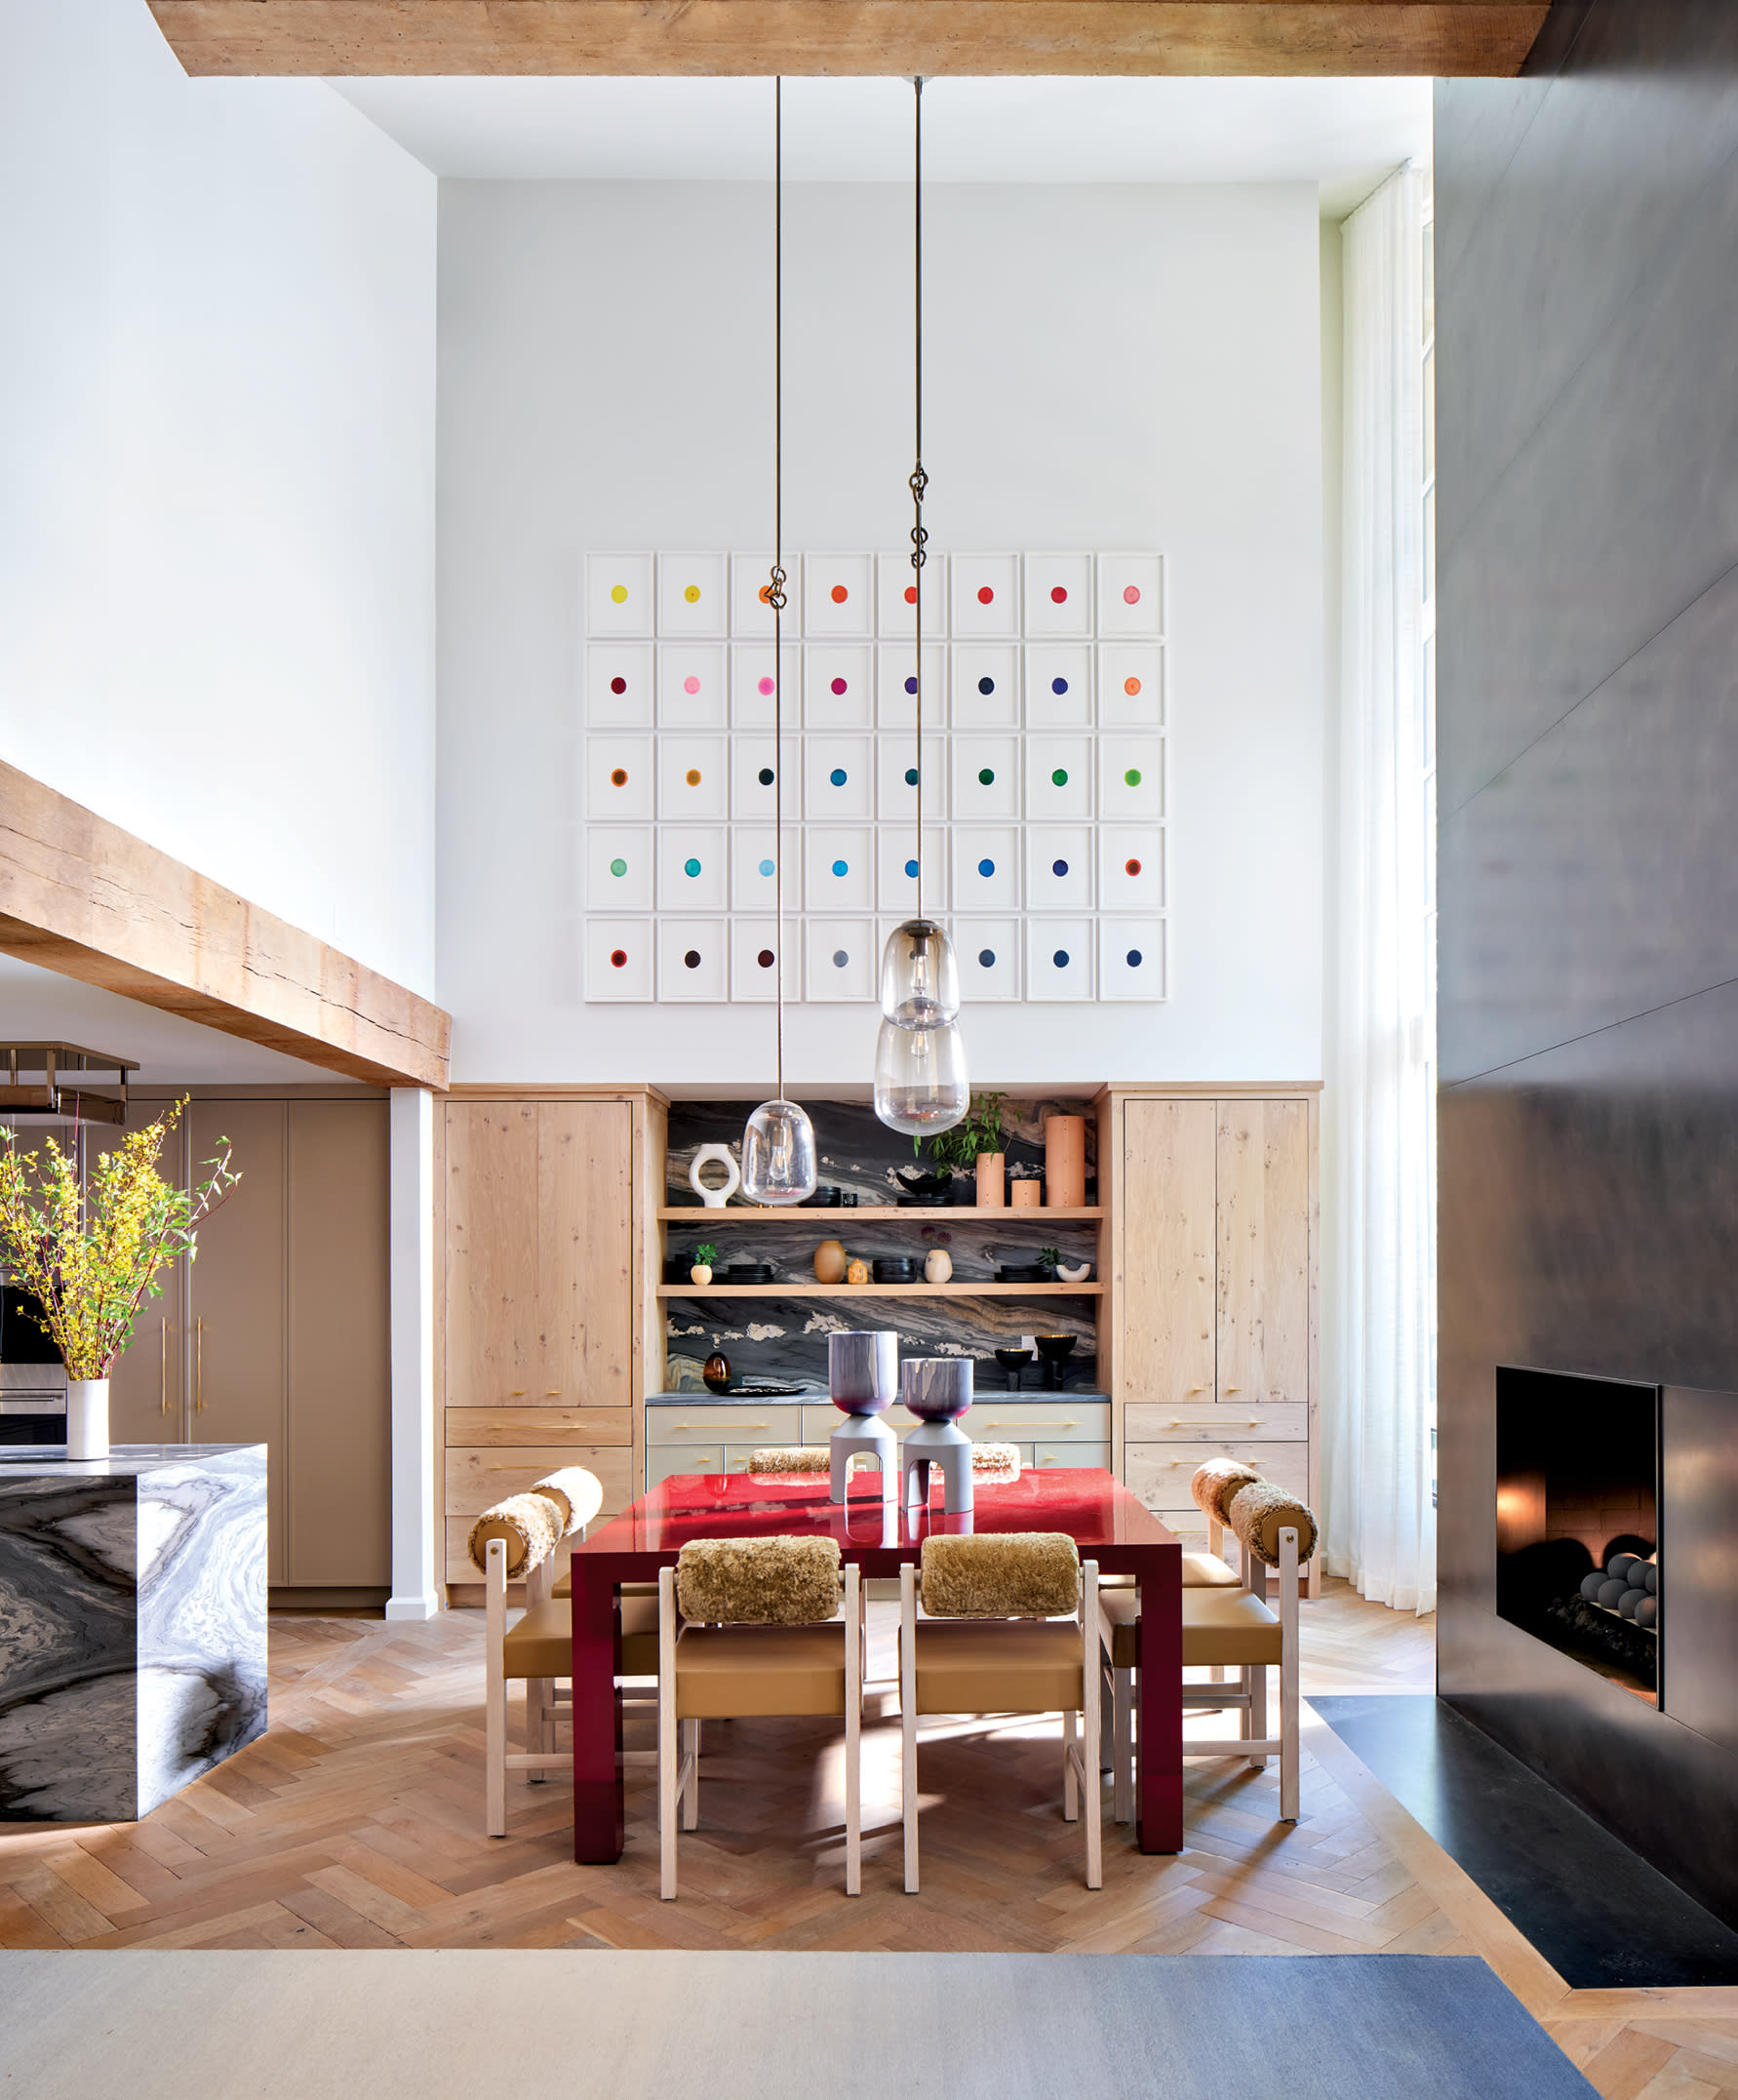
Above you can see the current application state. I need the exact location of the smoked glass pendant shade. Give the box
[872,1017,968,1136]
[741,1097,818,1206]
[879,919,960,1029]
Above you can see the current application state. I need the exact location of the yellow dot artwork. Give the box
[611,584,628,604]
[684,584,701,603]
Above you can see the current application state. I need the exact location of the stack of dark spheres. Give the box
[1580,1549,1659,1629]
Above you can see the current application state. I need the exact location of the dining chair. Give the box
[471,1468,657,1838]
[658,1534,863,1900]
[898,1532,1101,1894]
[1098,1468,1317,1824]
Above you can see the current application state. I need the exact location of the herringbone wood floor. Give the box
[1,1583,1733,2096]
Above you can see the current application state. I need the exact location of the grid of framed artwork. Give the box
[582,550,1167,1004]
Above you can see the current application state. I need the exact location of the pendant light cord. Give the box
[910,74,927,924]
[767,75,788,1103]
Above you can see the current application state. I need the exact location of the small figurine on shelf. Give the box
[691,1243,718,1287]
[846,1257,871,1286]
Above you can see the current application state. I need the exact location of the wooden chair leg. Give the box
[1247,1561,1270,1768]
[900,1564,920,1894]
[658,1567,679,1900]
[1099,1673,1116,1773]
[1062,1706,1079,1822]
[1082,1563,1102,1888]
[485,1539,507,1839]
[681,1718,701,1830]
[527,1677,552,1781]
[1279,1527,1300,1821]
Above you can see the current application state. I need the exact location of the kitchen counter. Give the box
[645,1389,1112,1405]
[0,1444,267,1821]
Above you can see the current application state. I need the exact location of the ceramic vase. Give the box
[1010,1179,1043,1209]
[1044,1115,1086,1208]
[975,1153,1006,1208]
[66,1378,109,1461]
[924,1247,953,1284]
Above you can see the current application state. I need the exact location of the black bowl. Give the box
[996,1263,1050,1283]
[872,1257,920,1283]
[724,1262,775,1284]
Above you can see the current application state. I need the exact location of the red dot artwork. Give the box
[976,585,995,605]
[831,583,849,604]
[904,585,917,605]
[1124,584,1141,605]
[1126,857,1143,877]
[610,949,627,969]
[1050,585,1067,604]
[830,676,848,695]
[609,676,627,694]
[610,768,627,786]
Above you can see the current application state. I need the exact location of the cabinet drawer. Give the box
[1124,1441,1308,1511]
[446,1406,633,1447]
[1124,1403,1306,1443]
[445,1446,634,1520]
[646,1444,723,1490]
[972,1404,1110,1445]
[1033,1441,1112,1474]
[646,1404,804,1446]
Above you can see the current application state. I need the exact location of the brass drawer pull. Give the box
[983,1417,1079,1430]
[160,1321,169,1417]
[195,1318,205,1414]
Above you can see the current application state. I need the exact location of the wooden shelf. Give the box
[657,1206,1104,1223]
[655,1282,1103,1298]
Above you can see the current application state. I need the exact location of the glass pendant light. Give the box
[876,75,968,1135]
[874,1015,969,1135]
[741,78,817,1208]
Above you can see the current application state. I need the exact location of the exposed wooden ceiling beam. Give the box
[148,2,1551,79]
[0,763,451,1091]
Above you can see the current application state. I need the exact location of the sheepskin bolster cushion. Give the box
[746,1446,830,1476]
[530,1466,604,1538]
[1226,1481,1320,1567]
[677,1535,842,1624]
[1191,1456,1263,1526]
[971,1442,1021,1482]
[468,1492,561,1578]
[921,1532,1080,1619]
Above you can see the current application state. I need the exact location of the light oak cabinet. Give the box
[1107,1088,1318,1579]
[439,1091,661,1590]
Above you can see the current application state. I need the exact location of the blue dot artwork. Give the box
[1051,858,1069,877]
[904,676,919,694]
[832,858,849,878]
[904,858,920,879]
[978,948,996,969]
[1126,949,1143,968]
[832,949,849,969]
[1053,949,1070,969]
[977,676,995,696]
[829,767,848,786]
[1051,677,1068,695]
[683,856,702,878]
[905,767,920,786]
[758,857,775,878]
[977,857,995,878]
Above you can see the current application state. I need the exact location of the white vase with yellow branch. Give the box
[0,1101,240,1460]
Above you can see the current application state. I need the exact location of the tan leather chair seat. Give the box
[905,1619,1084,1717]
[502,1591,659,1679]
[1100,1555,1240,1594]
[674,1622,846,1720]
[1099,1586,1282,1669]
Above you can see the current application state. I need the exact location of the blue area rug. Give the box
[0,1950,1594,2098]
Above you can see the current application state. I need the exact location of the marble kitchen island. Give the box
[0,1444,266,1822]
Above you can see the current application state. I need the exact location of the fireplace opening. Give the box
[1496,1367,1661,1705]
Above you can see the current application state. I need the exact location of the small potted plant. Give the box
[691,1242,718,1287]
[919,1090,1008,1207]
[1038,1245,1063,1281]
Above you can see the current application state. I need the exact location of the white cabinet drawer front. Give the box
[1032,1441,1111,1474]
[802,1401,922,1440]
[1124,1403,1306,1443]
[1124,1441,1308,1508]
[646,1404,804,1446]
[645,1444,723,1488]
[972,1404,1110,1444]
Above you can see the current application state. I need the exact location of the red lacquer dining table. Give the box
[569,1465,1184,1861]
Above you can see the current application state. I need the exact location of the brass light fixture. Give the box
[875,75,968,1138]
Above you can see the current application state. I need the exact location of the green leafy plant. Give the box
[694,1242,718,1268]
[920,1090,1009,1173]
[0,1100,240,1379]
[1038,1246,1062,1269]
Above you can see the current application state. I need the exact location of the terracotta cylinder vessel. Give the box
[1044,1116,1086,1208]
[975,1153,1005,1208]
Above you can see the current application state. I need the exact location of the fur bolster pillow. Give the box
[1192,1457,1264,1526]
[970,1441,1022,1481]
[746,1447,830,1475]
[468,1492,561,1578]
[677,1536,842,1624]
[1226,1482,1319,1567]
[921,1532,1080,1619]
[530,1467,604,1538]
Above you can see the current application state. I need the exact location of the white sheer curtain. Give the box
[1322,165,1437,1616]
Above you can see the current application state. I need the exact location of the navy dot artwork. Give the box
[1126,949,1143,968]
[832,949,849,968]
[977,857,995,877]
[978,948,996,968]
[904,677,918,694]
[758,766,774,785]
[1053,949,1070,969]
[977,676,995,696]
[1051,677,1068,694]
[1052,858,1068,877]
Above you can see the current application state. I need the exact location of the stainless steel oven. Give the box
[0,1362,68,1446]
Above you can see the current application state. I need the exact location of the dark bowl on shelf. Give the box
[994,1347,1036,1371]
[803,1186,846,1207]
[723,1262,775,1284]
[871,1256,920,1283]
[995,1263,1051,1283]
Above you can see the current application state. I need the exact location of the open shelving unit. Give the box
[657,1206,1103,1223]
[654,1281,1104,1298]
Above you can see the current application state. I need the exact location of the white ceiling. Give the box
[334,75,1432,217]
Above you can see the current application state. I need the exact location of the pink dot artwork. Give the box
[830,676,848,695]
[1124,584,1141,605]
[758,676,775,695]
[683,675,701,694]
[977,585,995,605]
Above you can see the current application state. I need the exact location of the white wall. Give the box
[438,178,1323,1085]
[0,0,438,1000]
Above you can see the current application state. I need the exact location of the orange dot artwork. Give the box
[1126,858,1142,878]
[831,583,849,604]
[759,583,773,605]
[904,585,917,605]
[610,768,627,786]
[1124,676,1142,696]
[686,768,701,786]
